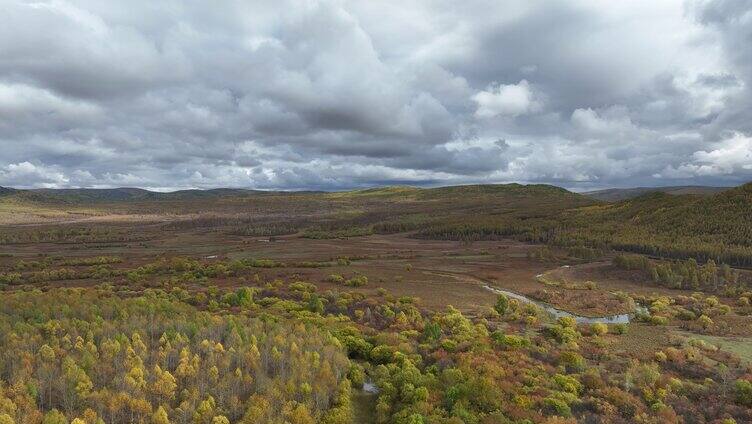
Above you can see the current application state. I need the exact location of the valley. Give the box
[1,183,751,423]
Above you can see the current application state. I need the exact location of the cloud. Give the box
[657,133,752,178]
[571,107,634,135]
[0,162,69,188]
[473,80,541,118]
[0,0,750,190]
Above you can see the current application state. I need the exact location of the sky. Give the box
[1,0,751,191]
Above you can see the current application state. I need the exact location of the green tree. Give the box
[494,294,509,315]
[152,406,171,424]
[42,410,68,424]
[307,294,325,314]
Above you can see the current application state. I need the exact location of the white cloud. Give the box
[0,0,749,190]
[570,106,635,135]
[656,133,752,178]
[0,162,69,188]
[693,133,752,168]
[472,80,541,118]
[0,83,101,119]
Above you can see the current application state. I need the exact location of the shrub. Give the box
[545,324,579,344]
[440,339,458,352]
[558,316,577,328]
[650,316,668,326]
[590,323,608,336]
[559,351,585,371]
[338,334,372,358]
[677,309,696,321]
[698,314,714,330]
[422,322,441,341]
[543,397,572,417]
[735,379,752,407]
[370,345,395,364]
[491,331,529,349]
[307,295,325,314]
[553,374,582,395]
[327,274,345,284]
[348,364,366,388]
[346,275,368,287]
[494,294,509,315]
[704,296,719,307]
[289,282,316,293]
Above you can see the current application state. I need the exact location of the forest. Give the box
[0,182,751,423]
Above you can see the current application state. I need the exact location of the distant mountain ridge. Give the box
[0,186,276,204]
[0,182,739,206]
[0,186,17,197]
[0,183,584,204]
[583,185,730,202]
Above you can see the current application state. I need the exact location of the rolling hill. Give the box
[0,187,272,204]
[0,186,17,197]
[584,185,730,201]
[2,181,751,266]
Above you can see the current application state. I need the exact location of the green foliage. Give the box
[348,364,366,388]
[491,331,529,349]
[345,275,368,287]
[494,294,509,315]
[407,183,752,269]
[327,274,345,284]
[649,315,669,326]
[303,227,374,239]
[735,379,752,407]
[553,374,582,395]
[559,351,585,372]
[613,323,628,335]
[698,314,714,330]
[234,286,254,307]
[422,321,441,341]
[590,323,608,336]
[42,410,68,424]
[307,294,325,313]
[370,345,396,364]
[327,273,368,287]
[543,397,571,417]
[614,255,729,291]
[544,320,580,344]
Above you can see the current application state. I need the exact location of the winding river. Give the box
[482,284,646,324]
[419,267,647,324]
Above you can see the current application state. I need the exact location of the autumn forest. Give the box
[0,183,751,423]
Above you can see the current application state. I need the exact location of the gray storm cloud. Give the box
[0,0,750,190]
